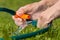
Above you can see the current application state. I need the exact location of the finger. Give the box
[15,19,23,26]
[12,16,23,26]
[12,16,16,20]
[37,18,48,29]
[12,16,18,21]
[12,16,22,22]
[16,7,25,16]
[16,4,33,15]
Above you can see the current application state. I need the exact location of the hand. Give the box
[12,0,48,26]
[12,0,60,28]
[37,1,60,28]
[12,16,24,26]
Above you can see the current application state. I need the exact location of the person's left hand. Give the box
[37,1,60,28]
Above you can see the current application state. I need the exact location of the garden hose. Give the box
[0,8,52,40]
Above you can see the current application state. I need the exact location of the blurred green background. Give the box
[0,0,60,40]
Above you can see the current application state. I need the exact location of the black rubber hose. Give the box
[0,8,15,15]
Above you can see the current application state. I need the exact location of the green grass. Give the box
[0,0,60,40]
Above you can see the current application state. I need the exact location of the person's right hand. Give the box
[12,1,48,27]
[12,0,58,28]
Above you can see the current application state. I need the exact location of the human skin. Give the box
[12,0,60,28]
[37,0,60,28]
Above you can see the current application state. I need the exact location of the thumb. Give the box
[16,4,33,16]
[37,17,49,29]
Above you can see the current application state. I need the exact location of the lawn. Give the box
[0,0,60,40]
